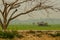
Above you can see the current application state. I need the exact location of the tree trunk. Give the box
[2,23,7,32]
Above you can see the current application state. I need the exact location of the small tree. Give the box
[0,0,60,31]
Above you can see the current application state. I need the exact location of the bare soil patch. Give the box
[0,30,60,40]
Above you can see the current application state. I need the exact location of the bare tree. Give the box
[0,0,60,31]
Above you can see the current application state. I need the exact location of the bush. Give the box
[37,22,48,26]
[0,31,24,39]
[16,34,24,38]
[12,31,24,38]
[0,31,14,39]
[49,33,60,37]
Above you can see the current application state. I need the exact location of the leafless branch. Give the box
[46,0,56,6]
[49,7,60,12]
[0,9,4,18]
[34,5,53,11]
[2,0,4,4]
[13,0,33,7]
[6,0,18,5]
[0,10,3,14]
[55,8,60,11]
[6,9,18,26]
[45,9,50,17]
[8,0,33,14]
[0,18,3,27]
[11,4,20,9]
[10,3,41,20]
[27,13,34,17]
[42,0,49,4]
[17,0,32,4]
[9,9,17,19]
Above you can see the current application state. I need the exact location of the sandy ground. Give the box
[0,30,60,40]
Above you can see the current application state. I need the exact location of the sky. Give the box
[0,0,60,21]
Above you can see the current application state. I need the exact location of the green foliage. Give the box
[12,31,24,38]
[0,31,14,39]
[49,33,60,37]
[16,34,24,38]
[38,22,48,26]
[0,31,24,39]
[7,24,60,30]
[0,24,60,30]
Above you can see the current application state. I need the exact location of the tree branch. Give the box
[6,9,18,27]
[54,8,60,11]
[45,9,50,17]
[0,18,3,27]
[46,0,56,6]
[0,9,4,18]
[14,0,32,6]
[0,10,3,14]
[41,0,48,4]
[8,0,33,14]
[11,4,20,9]
[10,3,41,20]
[9,9,17,19]
[7,0,18,13]
[2,0,4,4]
[6,0,18,5]
[10,3,53,20]
[10,0,33,9]
[4,3,8,18]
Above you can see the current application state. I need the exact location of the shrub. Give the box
[37,21,48,26]
[49,33,60,37]
[0,31,24,39]
[0,31,14,39]
[12,31,24,38]
[16,34,24,38]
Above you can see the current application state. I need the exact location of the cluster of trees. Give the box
[37,21,48,26]
[0,0,60,31]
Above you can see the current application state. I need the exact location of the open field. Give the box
[1,24,59,30]
[0,24,60,30]
[0,24,60,40]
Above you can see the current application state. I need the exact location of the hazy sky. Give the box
[0,0,60,21]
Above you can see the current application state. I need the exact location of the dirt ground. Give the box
[0,30,60,40]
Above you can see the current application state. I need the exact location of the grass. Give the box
[0,24,60,30]
[7,24,60,30]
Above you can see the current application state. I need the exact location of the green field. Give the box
[0,24,60,30]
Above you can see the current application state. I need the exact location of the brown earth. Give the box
[0,30,60,40]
